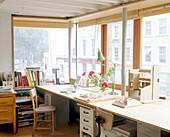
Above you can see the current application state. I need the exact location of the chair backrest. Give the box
[96,107,114,131]
[30,88,38,112]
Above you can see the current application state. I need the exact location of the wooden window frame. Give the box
[101,18,141,90]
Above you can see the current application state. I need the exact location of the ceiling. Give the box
[0,0,139,18]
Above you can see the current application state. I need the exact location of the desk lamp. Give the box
[97,49,116,94]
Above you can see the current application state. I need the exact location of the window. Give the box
[92,39,95,56]
[92,64,96,72]
[114,48,119,61]
[159,46,166,63]
[83,40,86,56]
[14,27,69,83]
[83,64,87,72]
[144,46,151,62]
[142,13,170,96]
[112,24,120,39]
[126,47,130,62]
[77,25,101,76]
[159,18,167,35]
[108,20,134,85]
[145,21,152,35]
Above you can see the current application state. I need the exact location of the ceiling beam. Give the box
[76,0,113,6]
[24,0,102,10]
[7,0,90,14]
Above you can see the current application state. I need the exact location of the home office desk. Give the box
[36,85,170,136]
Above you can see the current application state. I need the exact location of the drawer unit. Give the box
[80,116,92,127]
[80,107,93,119]
[0,106,14,124]
[0,97,13,106]
[79,105,95,137]
[137,123,160,137]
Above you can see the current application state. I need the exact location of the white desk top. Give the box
[37,85,170,133]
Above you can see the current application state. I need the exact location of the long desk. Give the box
[37,85,170,135]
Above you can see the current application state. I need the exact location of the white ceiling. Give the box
[0,0,139,18]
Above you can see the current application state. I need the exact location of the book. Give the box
[31,71,35,86]
[22,76,28,86]
[14,71,18,87]
[17,72,22,86]
[26,71,32,86]
[35,71,39,86]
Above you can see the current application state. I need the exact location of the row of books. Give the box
[14,70,40,87]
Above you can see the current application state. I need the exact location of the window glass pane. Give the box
[77,25,101,75]
[141,13,170,96]
[14,27,69,84]
[107,20,134,85]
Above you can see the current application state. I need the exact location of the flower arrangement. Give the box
[82,68,114,91]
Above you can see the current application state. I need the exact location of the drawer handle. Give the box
[83,111,89,114]
[0,109,8,112]
[83,119,89,123]
[0,118,8,121]
[0,101,8,104]
[83,127,89,130]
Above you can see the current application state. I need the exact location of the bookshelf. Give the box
[13,67,41,88]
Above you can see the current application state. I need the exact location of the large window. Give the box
[14,27,69,84]
[142,13,170,96]
[107,20,134,85]
[77,25,101,76]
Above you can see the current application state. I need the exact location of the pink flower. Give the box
[99,73,102,76]
[102,82,108,88]
[82,72,86,76]
[89,71,95,76]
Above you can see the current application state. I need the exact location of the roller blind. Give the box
[78,3,170,28]
[13,16,69,28]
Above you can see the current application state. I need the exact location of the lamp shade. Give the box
[97,49,105,62]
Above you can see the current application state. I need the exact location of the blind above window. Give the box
[13,16,69,28]
[78,3,170,28]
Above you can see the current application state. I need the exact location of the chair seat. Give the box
[35,106,56,113]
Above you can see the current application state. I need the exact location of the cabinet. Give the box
[137,123,160,137]
[79,104,96,137]
[0,90,17,134]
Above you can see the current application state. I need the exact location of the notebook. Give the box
[59,75,81,93]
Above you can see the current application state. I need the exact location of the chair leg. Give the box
[54,112,56,130]
[52,112,55,135]
[33,114,36,136]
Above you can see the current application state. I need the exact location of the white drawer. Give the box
[80,107,93,119]
[80,116,92,127]
[81,124,92,135]
[137,123,160,137]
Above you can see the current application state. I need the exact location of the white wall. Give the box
[0,13,12,72]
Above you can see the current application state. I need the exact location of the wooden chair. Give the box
[30,88,56,136]
[96,108,125,137]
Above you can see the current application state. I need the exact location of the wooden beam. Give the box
[133,18,141,69]
[101,24,107,74]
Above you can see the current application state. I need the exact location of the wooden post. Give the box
[101,24,107,74]
[68,21,72,81]
[133,18,141,69]
[121,8,127,96]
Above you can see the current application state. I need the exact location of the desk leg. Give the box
[13,97,16,134]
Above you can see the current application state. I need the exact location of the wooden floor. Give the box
[0,123,79,137]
